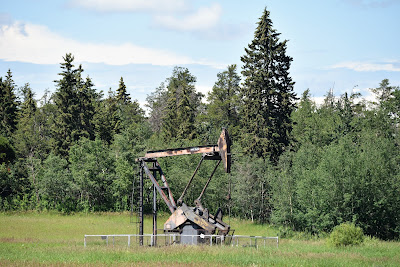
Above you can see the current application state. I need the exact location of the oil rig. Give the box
[135,129,233,245]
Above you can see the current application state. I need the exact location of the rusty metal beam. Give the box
[144,145,219,159]
[218,128,231,173]
[142,161,176,213]
[197,159,221,202]
[177,155,205,205]
[156,161,177,208]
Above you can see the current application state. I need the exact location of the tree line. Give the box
[1,8,399,240]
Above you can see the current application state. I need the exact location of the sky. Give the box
[1,0,399,108]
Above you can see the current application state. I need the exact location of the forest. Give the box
[1,8,399,240]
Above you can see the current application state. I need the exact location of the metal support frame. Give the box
[152,161,157,247]
[177,155,205,205]
[139,161,144,246]
[137,158,178,246]
[141,160,176,213]
[135,129,232,246]
[197,159,221,202]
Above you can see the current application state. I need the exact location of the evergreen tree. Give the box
[162,67,202,140]
[14,84,39,158]
[371,79,396,106]
[0,70,19,138]
[112,78,144,133]
[240,7,297,163]
[291,89,316,147]
[76,76,97,140]
[207,64,241,137]
[93,88,119,144]
[35,90,56,160]
[53,54,97,157]
[116,77,131,104]
[20,83,36,117]
[0,135,17,199]
[336,92,355,136]
[0,135,15,164]
[53,53,80,157]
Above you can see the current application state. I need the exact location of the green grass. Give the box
[1,211,399,266]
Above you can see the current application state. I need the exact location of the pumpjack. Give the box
[136,129,233,245]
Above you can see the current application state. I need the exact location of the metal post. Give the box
[177,155,204,205]
[152,161,157,247]
[197,160,221,202]
[84,236,86,247]
[128,235,131,248]
[139,162,144,246]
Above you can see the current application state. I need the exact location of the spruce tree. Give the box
[0,70,19,138]
[76,76,97,140]
[240,7,297,163]
[116,77,131,104]
[94,88,119,144]
[207,64,241,137]
[53,53,81,157]
[14,84,38,158]
[162,67,201,140]
[53,54,99,156]
[20,83,36,118]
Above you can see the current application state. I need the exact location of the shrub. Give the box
[327,223,364,247]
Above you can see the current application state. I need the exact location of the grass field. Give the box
[1,211,399,266]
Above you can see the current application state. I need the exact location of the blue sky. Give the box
[1,0,399,107]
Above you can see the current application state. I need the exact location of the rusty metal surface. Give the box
[144,145,218,158]
[156,161,177,208]
[137,129,232,244]
[164,207,187,230]
[218,128,231,173]
[181,203,216,233]
[142,161,176,213]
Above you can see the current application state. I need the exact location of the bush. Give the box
[327,223,364,247]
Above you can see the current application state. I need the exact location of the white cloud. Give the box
[346,0,400,8]
[196,84,212,96]
[68,0,188,13]
[0,22,224,67]
[154,3,222,31]
[331,61,400,72]
[311,96,326,106]
[70,0,222,32]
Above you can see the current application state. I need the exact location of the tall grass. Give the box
[1,211,399,266]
